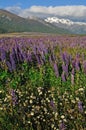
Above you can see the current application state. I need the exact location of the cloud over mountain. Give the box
[5,5,86,21]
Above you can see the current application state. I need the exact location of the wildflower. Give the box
[10,89,18,106]
[60,103,62,106]
[50,100,55,108]
[30,112,34,116]
[51,124,54,128]
[62,64,68,78]
[65,98,68,102]
[61,72,66,82]
[44,107,47,112]
[71,100,75,104]
[63,119,67,122]
[6,61,12,72]
[83,60,86,74]
[71,68,75,85]
[43,119,46,122]
[0,48,6,61]
[62,52,69,65]
[78,88,84,91]
[76,97,79,101]
[10,53,16,71]
[23,103,26,106]
[75,61,80,71]
[30,100,33,104]
[0,90,2,93]
[27,121,31,124]
[78,101,83,113]
[59,121,66,130]
[61,115,65,119]
[53,63,59,78]
[39,92,42,95]
[55,112,58,119]
[70,116,74,119]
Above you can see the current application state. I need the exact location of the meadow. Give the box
[0,34,86,130]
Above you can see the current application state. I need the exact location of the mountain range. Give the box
[0,9,86,34]
[45,17,86,34]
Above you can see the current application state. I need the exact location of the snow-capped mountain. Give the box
[44,17,86,34]
[0,9,71,34]
[45,17,86,26]
[1,9,86,34]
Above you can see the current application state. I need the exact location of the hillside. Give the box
[0,9,71,34]
[45,17,86,34]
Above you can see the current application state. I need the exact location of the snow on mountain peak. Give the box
[45,17,86,26]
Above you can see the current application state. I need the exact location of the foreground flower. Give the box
[10,89,18,106]
[59,121,66,130]
[50,100,56,111]
[78,101,83,113]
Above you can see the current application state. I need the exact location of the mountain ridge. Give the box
[1,9,86,34]
[44,17,86,34]
[0,9,71,34]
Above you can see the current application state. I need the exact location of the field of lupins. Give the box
[0,35,86,130]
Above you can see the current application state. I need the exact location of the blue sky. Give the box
[0,0,86,20]
[0,0,86,9]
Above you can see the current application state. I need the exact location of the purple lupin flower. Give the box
[22,52,27,61]
[75,60,80,71]
[59,121,66,130]
[62,52,66,62]
[27,54,32,62]
[15,46,24,62]
[53,63,59,78]
[27,50,31,62]
[61,72,66,82]
[15,43,22,63]
[83,60,86,74]
[50,100,55,107]
[71,68,75,75]
[49,55,53,64]
[35,54,41,64]
[0,48,6,61]
[52,53,56,61]
[40,51,45,63]
[19,52,24,62]
[72,58,80,71]
[71,68,75,85]
[10,89,18,106]
[78,101,83,113]
[50,100,56,111]
[62,52,70,65]
[6,61,12,72]
[14,47,19,63]
[10,53,16,71]
[62,64,68,78]
[72,59,76,68]
[43,48,48,55]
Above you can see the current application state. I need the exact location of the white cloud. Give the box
[5,5,86,19]
[28,5,86,17]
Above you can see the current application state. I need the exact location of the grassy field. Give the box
[0,34,86,130]
[0,32,77,38]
